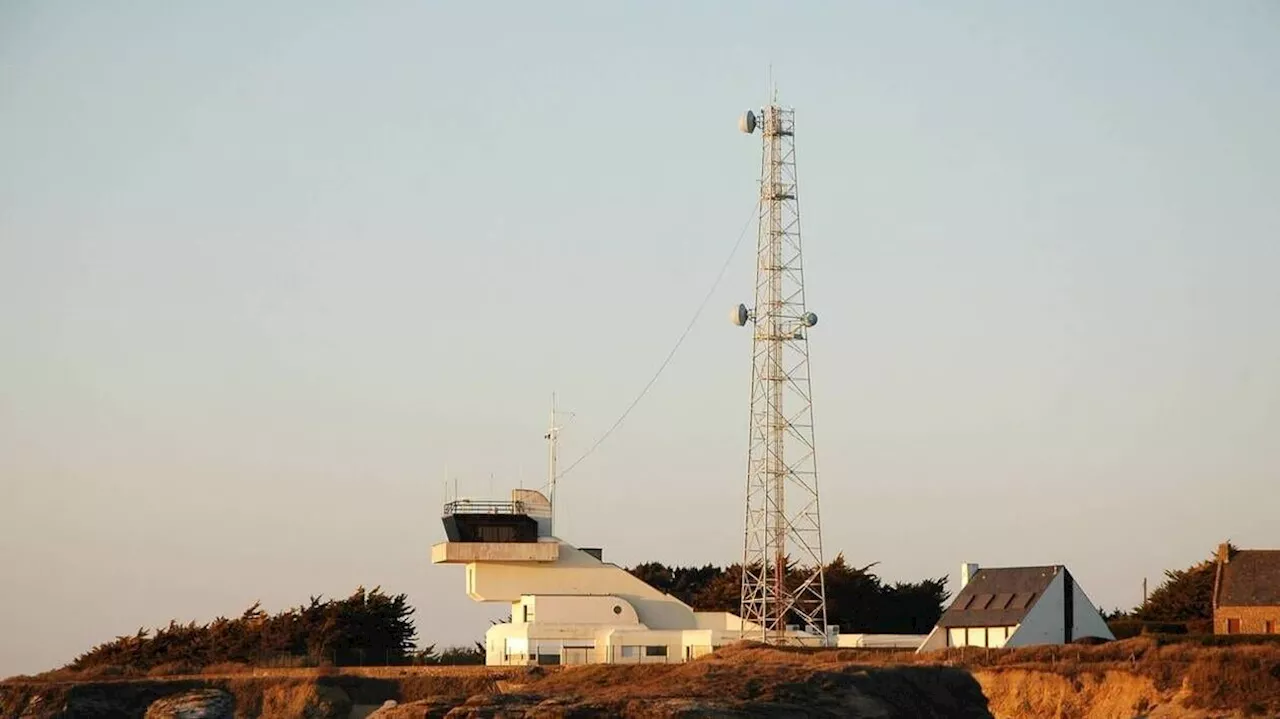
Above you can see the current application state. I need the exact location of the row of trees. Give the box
[65,557,951,672]
[67,543,1242,673]
[1104,543,1233,635]
[628,554,950,634]
[69,586,417,671]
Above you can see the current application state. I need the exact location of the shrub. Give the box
[146,661,197,677]
[1108,620,1144,640]
[1186,619,1214,635]
[77,664,132,679]
[66,586,417,673]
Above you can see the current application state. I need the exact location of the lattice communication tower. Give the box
[732,99,828,644]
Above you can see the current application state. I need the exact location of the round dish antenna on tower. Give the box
[739,110,757,134]
[802,312,818,328]
[731,303,750,326]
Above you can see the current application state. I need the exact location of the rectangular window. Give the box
[966,627,988,648]
[620,646,640,659]
[988,626,1007,648]
[644,645,668,657]
[535,641,562,666]
[1226,618,1241,634]
[1265,620,1276,635]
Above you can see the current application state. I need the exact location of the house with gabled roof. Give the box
[1213,542,1280,635]
[917,562,1114,652]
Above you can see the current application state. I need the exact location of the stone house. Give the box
[1213,542,1280,635]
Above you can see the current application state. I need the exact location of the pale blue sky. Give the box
[2,1,1278,677]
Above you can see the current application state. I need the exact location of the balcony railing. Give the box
[442,499,527,517]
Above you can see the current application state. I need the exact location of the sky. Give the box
[1,1,1278,677]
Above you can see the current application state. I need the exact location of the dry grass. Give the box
[74,664,138,680]
[258,681,350,719]
[511,643,989,713]
[561,638,1280,714]
[200,661,252,676]
[145,661,198,677]
[7,638,1280,718]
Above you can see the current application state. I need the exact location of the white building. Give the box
[432,489,840,665]
[916,562,1114,652]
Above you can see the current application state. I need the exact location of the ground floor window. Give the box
[1226,618,1241,634]
[947,626,1013,648]
[644,645,667,657]
[535,640,562,665]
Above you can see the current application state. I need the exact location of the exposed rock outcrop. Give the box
[143,689,235,719]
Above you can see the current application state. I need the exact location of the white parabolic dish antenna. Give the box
[731,303,749,326]
[738,110,757,134]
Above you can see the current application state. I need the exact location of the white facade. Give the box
[835,633,927,649]
[917,563,1115,652]
[434,490,827,666]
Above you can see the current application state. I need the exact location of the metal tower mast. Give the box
[732,99,827,644]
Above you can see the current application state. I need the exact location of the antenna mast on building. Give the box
[732,95,828,644]
[544,393,573,536]
[546,393,560,536]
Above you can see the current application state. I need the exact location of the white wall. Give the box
[467,542,699,630]
[524,595,641,625]
[604,629,685,664]
[1006,572,1065,647]
[1005,570,1114,647]
[512,489,552,537]
[693,612,761,632]
[917,626,946,652]
[836,634,927,649]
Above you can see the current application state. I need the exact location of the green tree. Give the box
[626,556,948,634]
[68,586,418,671]
[1133,544,1233,623]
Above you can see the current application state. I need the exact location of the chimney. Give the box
[1218,542,1232,564]
[960,562,979,589]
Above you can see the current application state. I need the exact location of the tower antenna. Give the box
[733,96,828,644]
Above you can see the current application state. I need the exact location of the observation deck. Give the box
[432,492,559,564]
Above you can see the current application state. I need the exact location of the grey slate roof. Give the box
[935,565,1063,628]
[1218,550,1280,607]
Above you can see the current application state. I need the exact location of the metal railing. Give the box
[442,499,527,516]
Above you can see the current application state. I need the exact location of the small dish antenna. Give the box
[731,303,750,326]
[739,110,757,134]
